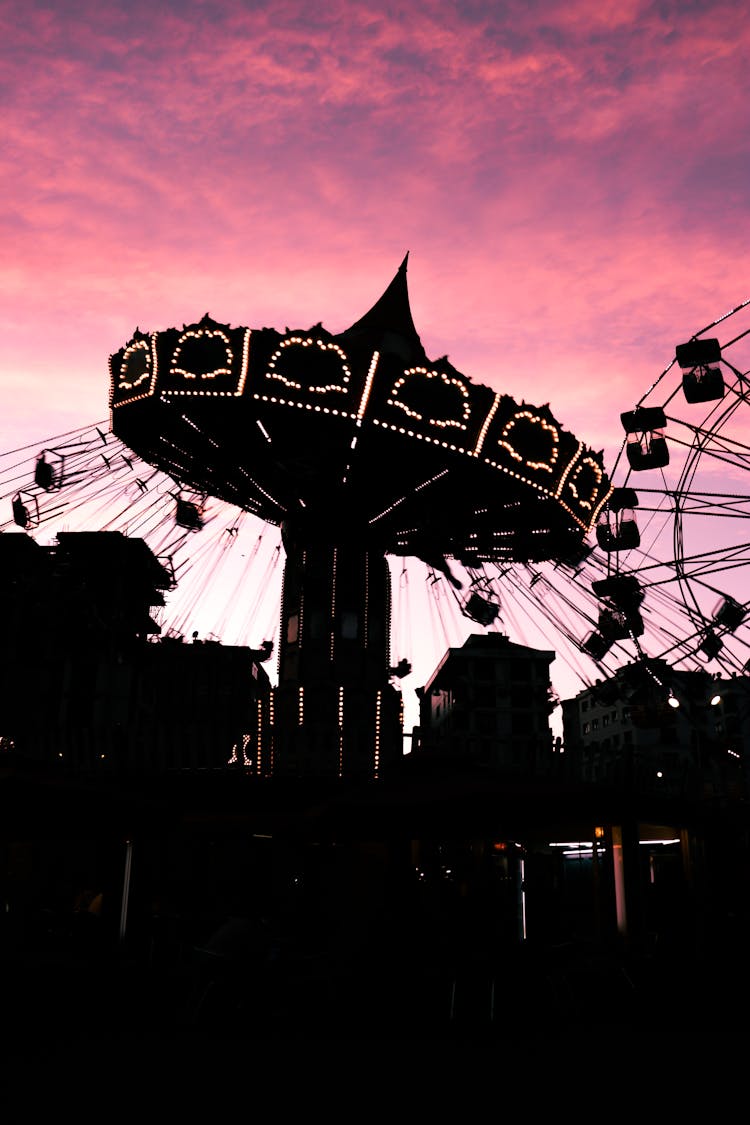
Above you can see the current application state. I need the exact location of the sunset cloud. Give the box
[3,0,750,457]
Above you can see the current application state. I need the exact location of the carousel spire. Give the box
[336,254,426,364]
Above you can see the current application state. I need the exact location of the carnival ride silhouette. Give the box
[2,263,749,742]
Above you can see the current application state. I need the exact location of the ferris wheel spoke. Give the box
[667,432,750,476]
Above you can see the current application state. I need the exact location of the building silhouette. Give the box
[414,633,558,777]
[0,530,271,773]
[561,659,750,801]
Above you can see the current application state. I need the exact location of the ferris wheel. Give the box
[563,297,750,685]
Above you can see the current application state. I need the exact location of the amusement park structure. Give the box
[106,257,612,777]
[4,266,750,1025]
[3,264,750,780]
[2,261,746,783]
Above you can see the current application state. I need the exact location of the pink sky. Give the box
[5,0,750,446]
[3,0,750,719]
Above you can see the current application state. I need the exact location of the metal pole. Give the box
[119,839,133,945]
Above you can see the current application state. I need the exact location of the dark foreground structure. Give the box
[3,531,746,1046]
[2,264,748,1052]
[3,746,749,1047]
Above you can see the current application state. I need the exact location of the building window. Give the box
[592,718,599,731]
[583,722,590,734]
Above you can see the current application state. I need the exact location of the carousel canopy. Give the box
[109,258,612,567]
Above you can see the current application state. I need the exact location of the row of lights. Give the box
[116,332,599,476]
[172,327,234,379]
[266,336,352,395]
[338,686,345,777]
[236,465,285,513]
[113,330,610,530]
[368,469,450,526]
[116,327,252,401]
[387,367,471,429]
[498,410,559,472]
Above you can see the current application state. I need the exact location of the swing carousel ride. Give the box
[3,259,749,775]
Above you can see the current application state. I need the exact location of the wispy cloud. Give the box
[3,0,750,460]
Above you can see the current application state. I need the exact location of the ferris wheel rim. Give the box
[601,299,750,682]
